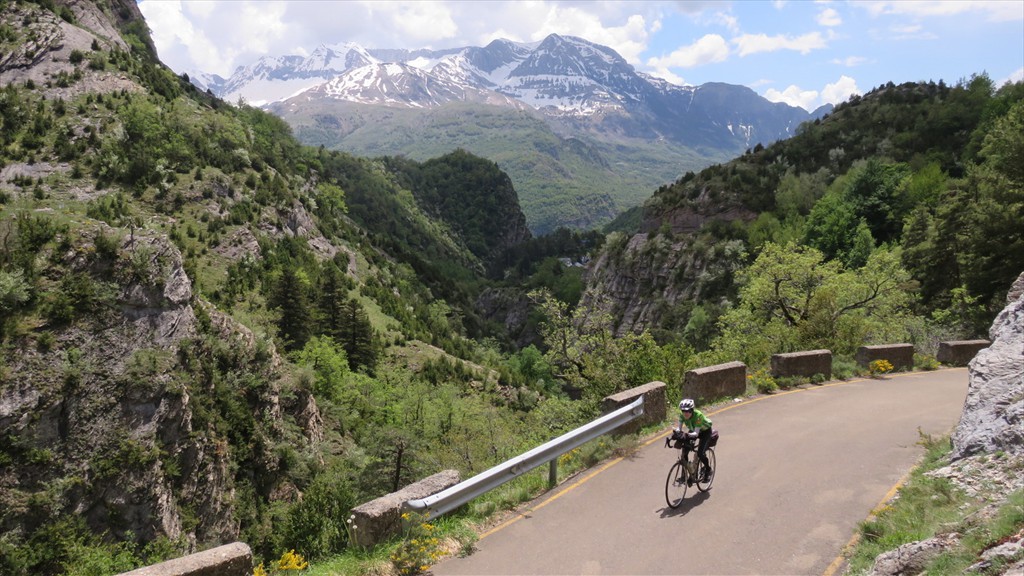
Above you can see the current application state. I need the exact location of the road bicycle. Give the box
[664,429,718,508]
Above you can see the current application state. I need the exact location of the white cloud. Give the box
[526,5,654,64]
[821,75,860,104]
[817,8,842,27]
[1002,67,1024,86]
[733,31,828,56]
[649,67,687,86]
[763,75,860,111]
[764,85,821,111]
[139,0,235,76]
[646,34,730,69]
[235,2,289,54]
[362,1,458,45]
[860,1,1023,22]
[889,23,937,41]
[711,11,740,34]
[831,56,867,67]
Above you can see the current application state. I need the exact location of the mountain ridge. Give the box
[191,34,828,146]
[201,34,828,234]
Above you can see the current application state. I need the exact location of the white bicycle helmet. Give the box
[679,398,695,411]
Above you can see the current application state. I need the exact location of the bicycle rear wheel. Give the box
[696,448,716,492]
[665,460,688,508]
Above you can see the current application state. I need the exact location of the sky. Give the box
[138,0,1024,112]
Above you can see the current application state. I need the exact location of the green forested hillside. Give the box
[0,1,596,572]
[1,1,1022,574]
[271,99,725,235]
[608,76,1024,348]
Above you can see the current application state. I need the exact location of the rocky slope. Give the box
[952,271,1024,460]
[0,226,322,549]
[0,0,139,87]
[577,232,747,337]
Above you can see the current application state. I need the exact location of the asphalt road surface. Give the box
[431,368,969,576]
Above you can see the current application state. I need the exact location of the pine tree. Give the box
[339,298,377,373]
[317,266,377,372]
[271,266,312,352]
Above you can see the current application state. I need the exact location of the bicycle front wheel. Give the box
[665,460,688,508]
[696,448,716,492]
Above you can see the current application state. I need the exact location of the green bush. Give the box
[747,368,778,393]
[774,376,804,389]
[832,357,859,380]
[280,466,357,560]
[914,353,940,370]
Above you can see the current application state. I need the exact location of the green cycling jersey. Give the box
[679,408,712,431]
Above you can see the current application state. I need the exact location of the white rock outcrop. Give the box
[951,271,1024,460]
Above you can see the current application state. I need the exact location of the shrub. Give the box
[87,52,106,71]
[279,464,356,560]
[832,357,859,380]
[774,376,804,389]
[914,353,940,371]
[747,368,778,393]
[868,359,894,376]
[253,549,308,575]
[390,512,444,576]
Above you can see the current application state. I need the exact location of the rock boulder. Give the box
[951,271,1024,460]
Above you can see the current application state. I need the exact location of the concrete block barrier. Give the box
[771,350,832,379]
[349,469,460,548]
[683,361,746,403]
[856,344,914,371]
[117,542,252,576]
[937,340,990,366]
[602,381,666,435]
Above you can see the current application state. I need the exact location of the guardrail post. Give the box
[549,460,557,488]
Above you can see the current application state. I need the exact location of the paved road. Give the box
[432,368,968,576]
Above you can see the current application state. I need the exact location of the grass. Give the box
[843,432,1024,575]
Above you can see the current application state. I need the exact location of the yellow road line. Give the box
[478,456,627,538]
[822,469,913,576]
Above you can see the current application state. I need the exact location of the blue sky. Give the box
[139,0,1024,111]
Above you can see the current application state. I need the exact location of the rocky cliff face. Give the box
[578,232,747,337]
[0,228,322,549]
[952,271,1024,459]
[0,0,140,88]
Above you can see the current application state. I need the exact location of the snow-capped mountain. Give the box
[302,62,528,109]
[192,34,833,233]
[198,43,379,106]
[197,33,829,147]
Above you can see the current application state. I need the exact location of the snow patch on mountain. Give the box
[196,33,827,148]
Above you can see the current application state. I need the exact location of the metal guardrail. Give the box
[406,396,645,520]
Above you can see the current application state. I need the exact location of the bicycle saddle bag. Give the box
[708,429,719,447]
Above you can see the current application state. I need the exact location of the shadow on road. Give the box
[658,490,711,518]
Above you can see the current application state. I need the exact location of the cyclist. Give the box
[676,398,713,483]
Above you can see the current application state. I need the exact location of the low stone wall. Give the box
[117,543,251,576]
[601,381,666,435]
[771,350,832,379]
[938,340,991,366]
[683,361,746,403]
[349,470,460,549]
[856,344,914,371]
